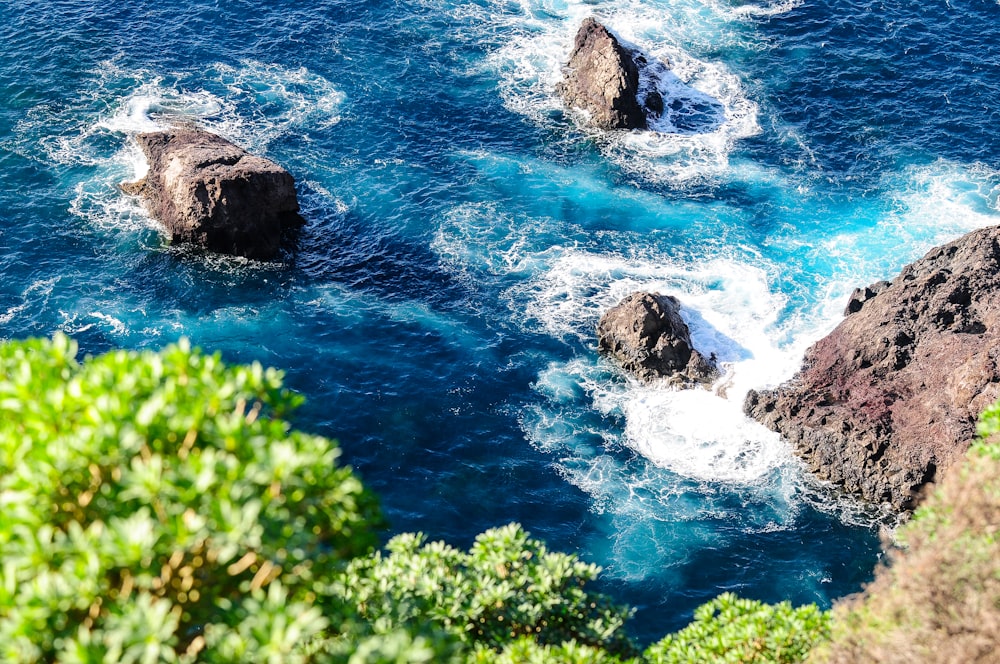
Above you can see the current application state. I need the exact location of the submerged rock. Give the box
[557,18,648,130]
[123,127,303,259]
[745,225,1000,511]
[597,292,717,386]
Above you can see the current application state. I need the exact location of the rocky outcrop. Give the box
[558,18,649,130]
[597,292,717,385]
[123,127,303,259]
[745,226,1000,511]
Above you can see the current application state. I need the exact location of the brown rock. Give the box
[745,226,1000,511]
[557,18,647,130]
[123,127,303,259]
[597,292,717,385]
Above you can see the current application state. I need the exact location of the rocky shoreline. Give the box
[745,225,1000,511]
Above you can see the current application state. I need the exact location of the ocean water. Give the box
[2,0,999,644]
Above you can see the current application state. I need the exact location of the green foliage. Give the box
[471,636,634,663]
[645,593,829,664]
[325,524,639,659]
[974,399,1000,460]
[0,335,382,662]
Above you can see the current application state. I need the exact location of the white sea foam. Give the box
[766,159,1000,314]
[90,59,345,157]
[516,250,804,486]
[514,157,1000,538]
[90,311,130,337]
[513,250,809,394]
[721,0,804,19]
[431,201,575,284]
[618,387,787,482]
[888,160,1000,237]
[522,355,807,580]
[482,0,763,184]
[202,60,345,151]
[96,87,225,135]
[434,146,1000,540]
[0,278,59,327]
[17,59,345,239]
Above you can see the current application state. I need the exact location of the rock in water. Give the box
[123,128,303,259]
[597,292,717,385]
[745,225,1000,511]
[558,17,647,130]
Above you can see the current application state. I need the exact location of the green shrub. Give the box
[644,593,829,664]
[323,524,638,659]
[0,334,381,662]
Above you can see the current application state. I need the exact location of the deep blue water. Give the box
[3,0,999,644]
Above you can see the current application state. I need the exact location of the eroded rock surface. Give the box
[597,292,717,385]
[557,18,648,130]
[123,127,303,259]
[745,226,1000,510]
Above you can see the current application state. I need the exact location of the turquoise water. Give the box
[3,0,999,643]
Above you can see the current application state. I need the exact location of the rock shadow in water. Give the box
[629,45,727,135]
[679,305,753,364]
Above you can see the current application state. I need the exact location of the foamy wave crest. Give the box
[511,247,818,480]
[483,0,761,184]
[0,278,59,327]
[523,350,889,579]
[90,59,344,156]
[719,0,804,19]
[511,249,811,393]
[619,387,787,482]
[616,47,759,182]
[12,59,345,239]
[522,356,809,579]
[527,356,796,484]
[765,159,1000,318]
[431,200,585,284]
[888,160,1000,238]
[97,86,225,136]
[202,60,345,151]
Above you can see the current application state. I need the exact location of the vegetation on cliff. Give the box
[809,405,1000,663]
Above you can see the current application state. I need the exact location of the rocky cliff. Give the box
[745,225,1000,510]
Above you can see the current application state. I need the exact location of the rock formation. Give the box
[597,292,717,385]
[558,18,649,130]
[123,127,303,259]
[745,225,1000,511]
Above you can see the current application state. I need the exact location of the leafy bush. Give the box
[814,402,1000,663]
[645,593,830,664]
[324,525,637,659]
[0,334,381,662]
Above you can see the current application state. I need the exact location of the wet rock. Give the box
[597,291,718,386]
[745,225,1000,511]
[123,127,303,259]
[557,17,648,130]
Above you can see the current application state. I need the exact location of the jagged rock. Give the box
[745,226,1000,511]
[597,292,718,386]
[558,18,648,130]
[123,127,303,259]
